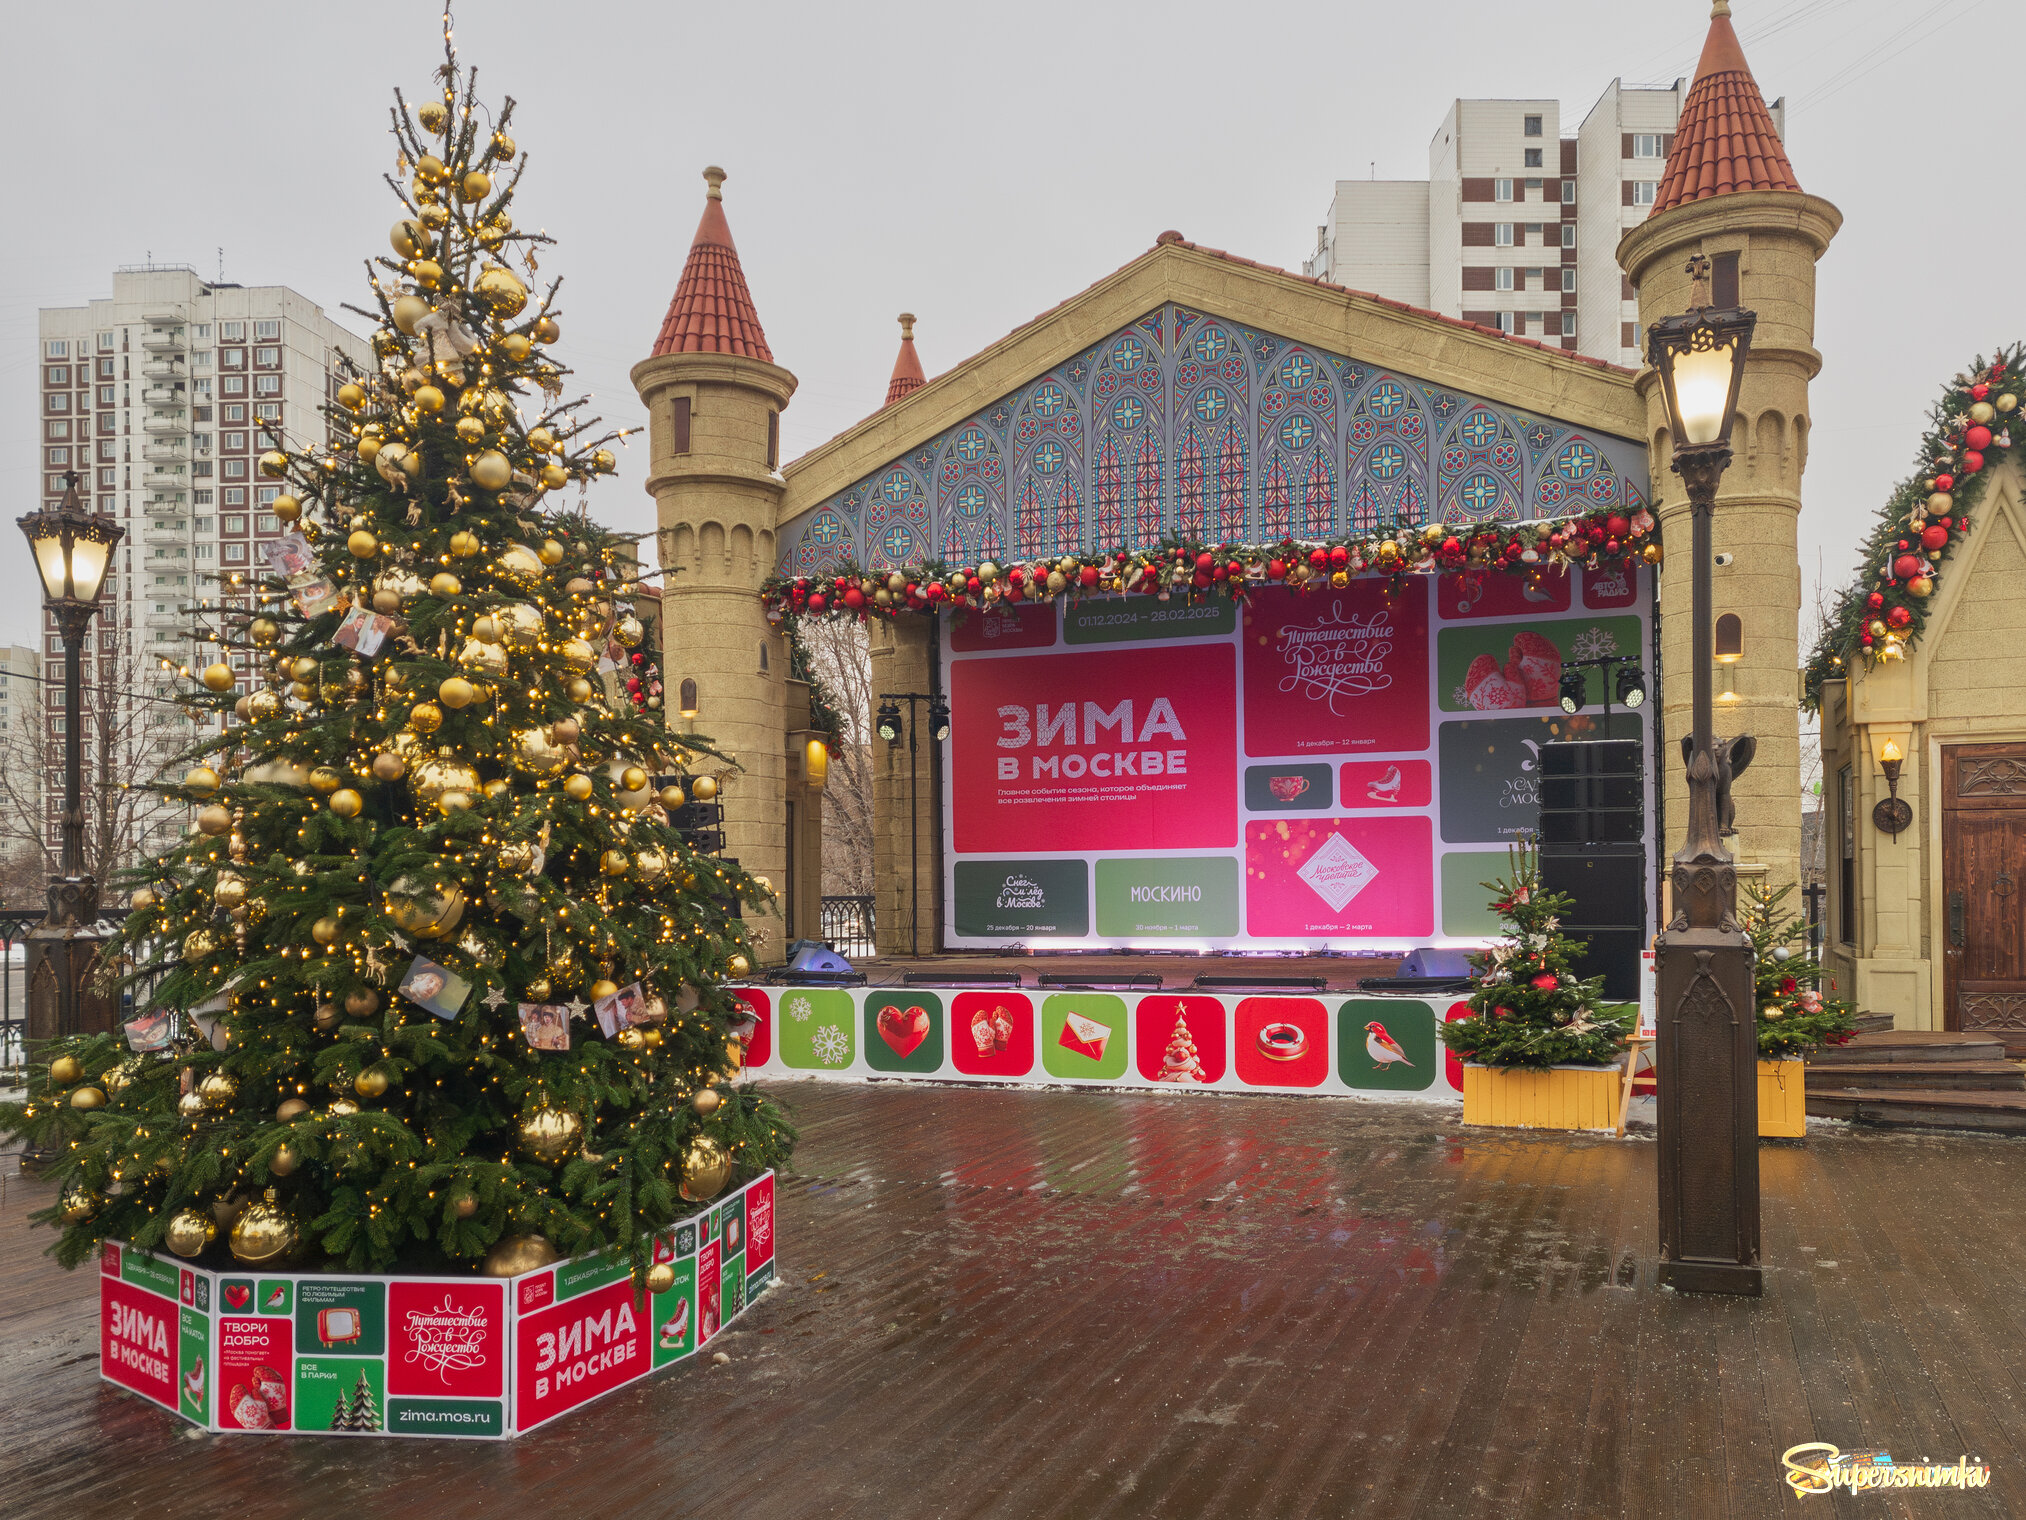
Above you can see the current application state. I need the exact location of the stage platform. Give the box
[786,951,1403,992]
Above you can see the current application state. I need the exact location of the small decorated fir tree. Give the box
[1439,846,1634,1069]
[1741,881,1857,1058]
[0,34,791,1278]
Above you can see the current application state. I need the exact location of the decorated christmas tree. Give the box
[0,34,791,1278]
[1439,846,1634,1069]
[1740,881,1857,1058]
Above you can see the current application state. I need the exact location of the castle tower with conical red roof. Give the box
[1618,0,1840,900]
[884,314,925,406]
[633,168,813,947]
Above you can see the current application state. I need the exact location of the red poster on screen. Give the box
[731,988,771,1067]
[217,1315,291,1429]
[745,1175,776,1272]
[388,1281,506,1399]
[1135,995,1226,1084]
[1242,579,1429,756]
[947,600,1057,652]
[1244,816,1434,937]
[950,991,1035,1076]
[697,1239,722,1344]
[102,1277,178,1409]
[516,1277,652,1430]
[949,644,1236,854]
[1436,568,1571,620]
[1340,758,1432,809]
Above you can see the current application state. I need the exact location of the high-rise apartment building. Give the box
[35,266,369,850]
[1303,78,1784,366]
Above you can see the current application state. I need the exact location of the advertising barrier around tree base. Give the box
[97,1171,776,1439]
[739,985,1473,1101]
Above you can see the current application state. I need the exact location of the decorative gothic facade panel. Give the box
[779,302,1647,576]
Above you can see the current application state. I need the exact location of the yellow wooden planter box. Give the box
[1461,1062,1621,1133]
[1757,1058,1807,1137]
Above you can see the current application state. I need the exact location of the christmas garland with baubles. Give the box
[761,505,1662,621]
[1803,343,2022,708]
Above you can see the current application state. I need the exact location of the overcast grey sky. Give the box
[5,0,2017,649]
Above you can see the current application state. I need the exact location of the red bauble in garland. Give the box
[1967,425,1993,451]
[1893,553,1923,580]
[842,586,865,610]
[1886,606,1912,630]
[1921,524,1949,551]
[1530,972,1559,991]
[1866,591,1885,610]
[1079,565,1099,587]
[1266,558,1287,580]
[1963,450,1985,474]
[807,592,827,613]
[1972,383,1990,401]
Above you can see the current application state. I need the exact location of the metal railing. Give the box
[0,908,168,1076]
[819,895,877,961]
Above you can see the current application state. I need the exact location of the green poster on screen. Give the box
[1094,856,1239,937]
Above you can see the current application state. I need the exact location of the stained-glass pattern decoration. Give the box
[779,302,1645,572]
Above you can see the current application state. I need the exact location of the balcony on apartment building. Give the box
[142,408,187,435]
[140,326,187,354]
[140,438,188,464]
[141,357,187,382]
[144,490,188,514]
[142,523,189,548]
[143,607,185,631]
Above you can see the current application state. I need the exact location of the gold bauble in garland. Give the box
[1642,542,1664,566]
[616,616,644,648]
[679,1136,733,1203]
[228,1189,295,1265]
[329,788,363,819]
[474,263,529,317]
[308,766,343,795]
[196,804,232,836]
[213,872,248,910]
[645,1261,676,1294]
[165,1209,216,1258]
[383,875,466,940]
[498,601,544,652]
[59,1186,102,1224]
[277,1097,312,1120]
[539,463,569,491]
[615,1027,646,1051]
[592,449,616,474]
[429,571,462,598]
[312,1000,342,1029]
[495,543,545,586]
[517,1106,583,1165]
[413,384,446,415]
[248,615,280,646]
[408,259,443,291]
[183,929,221,963]
[459,169,492,202]
[449,529,483,558]
[354,1069,389,1099]
[539,539,566,566]
[69,1085,107,1109]
[197,1071,238,1110]
[727,953,751,978]
[658,784,686,810]
[635,847,667,880]
[523,977,553,1002]
[511,727,567,777]
[49,1053,84,1086]
[410,751,481,809]
[490,129,516,160]
[409,701,444,734]
[482,1233,558,1277]
[103,1059,140,1095]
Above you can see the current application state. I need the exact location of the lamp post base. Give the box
[1659,1258,1764,1297]
[23,874,117,1045]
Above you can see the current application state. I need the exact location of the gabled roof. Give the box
[1650,1,1800,215]
[650,166,774,362]
[884,313,925,406]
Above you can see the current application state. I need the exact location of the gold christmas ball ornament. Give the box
[372,750,407,782]
[329,788,364,819]
[635,847,667,880]
[501,332,532,362]
[449,529,482,559]
[517,1106,583,1165]
[165,1209,217,1258]
[482,1233,559,1277]
[511,727,568,776]
[497,601,545,652]
[201,661,234,692]
[495,542,545,585]
[129,886,157,912]
[69,1085,107,1110]
[600,849,631,877]
[454,416,487,445]
[592,449,616,474]
[560,638,597,673]
[183,929,221,963]
[539,539,566,567]
[348,529,379,559]
[474,264,529,318]
[458,636,508,675]
[692,1087,723,1117]
[1641,542,1665,565]
[563,772,595,802]
[527,426,557,454]
[279,1094,314,1123]
[460,169,493,202]
[248,690,282,721]
[566,677,594,704]
[268,1143,299,1178]
[382,876,466,939]
[354,1068,390,1100]
[344,989,380,1017]
[49,1052,85,1086]
[327,1098,360,1117]
[310,917,341,946]
[532,316,561,345]
[1909,575,1935,598]
[691,774,719,803]
[177,1091,206,1119]
[308,765,343,795]
[658,784,686,810]
[524,977,553,1002]
[438,676,477,710]
[495,838,536,874]
[490,129,516,160]
[645,1261,676,1294]
[229,1190,296,1265]
[390,218,433,259]
[409,701,444,734]
[184,765,221,796]
[416,99,448,134]
[615,1027,646,1051]
[680,1136,733,1203]
[413,384,446,414]
[616,616,644,648]
[259,450,289,479]
[470,450,513,492]
[408,258,444,291]
[197,1071,239,1110]
[213,873,248,911]
[429,571,462,598]
[539,463,569,491]
[727,953,751,978]
[453,1193,480,1219]
[588,978,619,1003]
[410,750,481,808]
[60,1186,102,1224]
[620,766,649,793]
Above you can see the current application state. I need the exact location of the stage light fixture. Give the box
[876,701,902,745]
[1558,668,1587,715]
[929,697,951,743]
[1616,665,1648,709]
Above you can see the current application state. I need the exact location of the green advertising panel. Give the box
[298,1356,386,1433]
[1441,852,1508,936]
[864,990,945,1073]
[386,1397,504,1438]
[1437,615,1643,713]
[1064,595,1237,645]
[255,1279,294,1317]
[179,1306,210,1424]
[296,1279,386,1357]
[123,1249,179,1298]
[776,987,858,1071]
[555,1253,629,1301]
[953,859,1089,937]
[1041,993,1129,1081]
[721,1251,748,1322]
[1337,999,1437,1091]
[1094,856,1239,937]
[650,1257,699,1369]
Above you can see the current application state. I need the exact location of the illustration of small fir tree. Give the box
[329,1392,353,1433]
[0,31,792,1276]
[1438,845,1634,1069]
[348,1370,381,1433]
[1741,881,1857,1058]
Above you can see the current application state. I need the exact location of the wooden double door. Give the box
[1943,743,2026,1048]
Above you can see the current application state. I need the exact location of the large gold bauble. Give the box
[532,316,561,345]
[1641,542,1665,566]
[354,1068,390,1099]
[563,773,595,802]
[59,1185,102,1223]
[470,450,513,492]
[448,528,483,559]
[527,427,557,454]
[196,804,232,837]
[635,847,667,880]
[390,218,432,259]
[495,543,545,586]
[517,1106,583,1165]
[453,1193,480,1220]
[413,384,446,415]
[311,917,340,946]
[619,766,649,794]
[511,728,568,777]
[201,661,234,693]
[727,953,751,978]
[588,978,619,1003]
[459,169,493,202]
[481,1233,559,1278]
[409,701,444,734]
[247,689,281,721]
[692,1087,723,1117]
[213,873,248,911]
[329,788,364,819]
[416,99,448,134]
[458,638,509,677]
[454,417,487,446]
[303,765,342,795]
[408,258,444,290]
[410,751,481,809]
[615,616,644,648]
[560,638,597,673]
[50,1053,85,1086]
[344,989,380,1017]
[474,264,529,317]
[691,774,720,804]
[658,784,686,810]
[429,571,462,599]
[438,676,476,710]
[383,875,466,940]
[645,1261,676,1294]
[165,1209,216,1258]
[229,1190,296,1265]
[371,750,407,782]
[496,601,544,653]
[69,1086,107,1110]
[259,450,289,479]
[347,529,378,559]
[278,1097,312,1120]
[539,539,566,567]
[600,849,630,877]
[183,929,221,963]
[197,1071,238,1110]
[592,449,616,474]
[539,463,569,491]
[679,1136,733,1203]
[177,1090,206,1118]
[501,332,532,361]
[129,886,157,913]
[390,295,430,337]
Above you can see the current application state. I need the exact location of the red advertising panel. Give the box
[949,643,1237,854]
[102,1277,179,1409]
[388,1281,507,1400]
[218,1316,292,1430]
[1245,816,1435,938]
[1241,579,1429,757]
[744,1175,776,1274]
[515,1277,653,1431]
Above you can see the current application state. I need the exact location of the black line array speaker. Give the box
[1537,740,1647,1000]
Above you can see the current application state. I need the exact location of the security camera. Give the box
[1713,552,1735,567]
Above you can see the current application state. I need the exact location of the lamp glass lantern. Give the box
[19,475,123,608]
[1647,300,1755,454]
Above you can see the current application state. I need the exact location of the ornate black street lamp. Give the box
[17,471,124,1043]
[1647,258,1761,1295]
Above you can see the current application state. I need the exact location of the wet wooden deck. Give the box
[4,1082,2024,1518]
